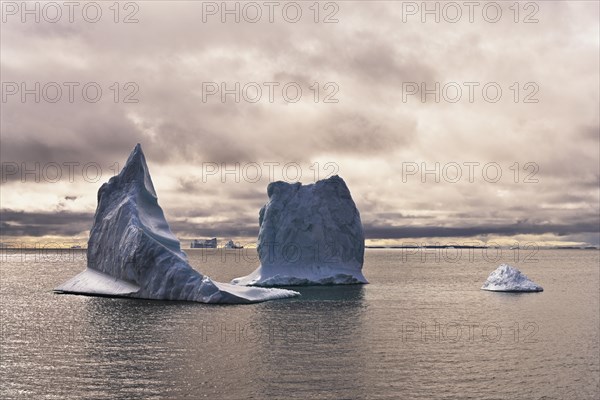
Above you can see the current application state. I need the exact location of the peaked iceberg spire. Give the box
[117,143,158,197]
[56,144,298,303]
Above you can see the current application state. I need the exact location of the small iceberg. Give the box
[55,144,298,304]
[223,240,243,249]
[231,176,368,286]
[481,264,543,292]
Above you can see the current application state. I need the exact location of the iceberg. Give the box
[55,144,298,303]
[481,264,543,292]
[231,176,367,286]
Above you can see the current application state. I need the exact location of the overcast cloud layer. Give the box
[1,1,599,247]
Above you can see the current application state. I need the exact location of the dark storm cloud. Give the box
[363,221,600,239]
[169,219,258,239]
[152,119,255,164]
[0,206,261,238]
[0,209,92,237]
[4,205,597,241]
[580,124,600,141]
[345,38,437,86]
[312,110,417,155]
[0,108,146,183]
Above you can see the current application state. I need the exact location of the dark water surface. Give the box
[1,249,598,399]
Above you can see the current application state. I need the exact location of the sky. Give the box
[1,1,599,248]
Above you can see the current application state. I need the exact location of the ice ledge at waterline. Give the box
[55,144,298,303]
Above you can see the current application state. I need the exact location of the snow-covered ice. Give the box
[231,176,367,286]
[481,264,543,292]
[55,144,298,303]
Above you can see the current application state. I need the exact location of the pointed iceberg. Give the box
[231,176,368,286]
[481,264,543,292]
[55,144,298,303]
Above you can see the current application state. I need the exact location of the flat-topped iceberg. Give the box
[481,264,543,292]
[55,144,298,303]
[231,176,367,286]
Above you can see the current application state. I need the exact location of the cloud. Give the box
[363,221,600,239]
[1,1,598,245]
[0,209,92,237]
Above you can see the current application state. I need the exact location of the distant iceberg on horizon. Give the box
[481,264,543,292]
[231,175,368,287]
[55,144,299,303]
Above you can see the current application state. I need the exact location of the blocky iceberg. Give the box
[55,144,298,303]
[231,176,367,286]
[481,264,543,292]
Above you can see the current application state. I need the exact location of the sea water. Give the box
[1,249,598,399]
